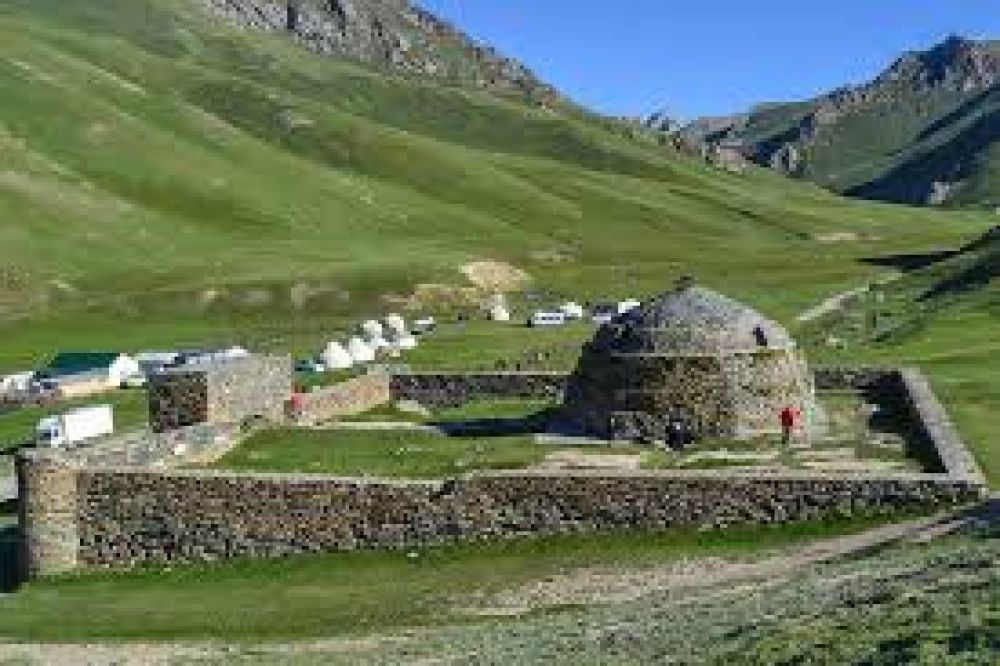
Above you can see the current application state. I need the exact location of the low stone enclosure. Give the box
[16,367,988,578]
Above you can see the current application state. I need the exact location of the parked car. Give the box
[591,302,619,325]
[411,317,437,335]
[527,311,567,328]
[295,359,327,374]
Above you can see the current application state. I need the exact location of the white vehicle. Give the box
[559,302,585,320]
[36,405,114,449]
[527,311,567,328]
[618,299,642,315]
[120,373,147,389]
[591,302,619,325]
[411,317,437,335]
[394,334,418,351]
[294,359,327,374]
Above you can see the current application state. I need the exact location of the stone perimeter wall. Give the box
[16,367,989,576]
[294,374,393,425]
[68,469,986,571]
[389,372,568,408]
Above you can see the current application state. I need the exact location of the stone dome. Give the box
[591,285,795,357]
[563,282,815,443]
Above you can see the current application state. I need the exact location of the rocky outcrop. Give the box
[198,0,560,106]
[679,36,1000,206]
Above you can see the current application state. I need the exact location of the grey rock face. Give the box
[197,0,560,105]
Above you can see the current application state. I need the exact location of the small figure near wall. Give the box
[779,405,800,446]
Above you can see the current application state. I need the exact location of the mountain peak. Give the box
[199,0,562,106]
[885,34,1000,91]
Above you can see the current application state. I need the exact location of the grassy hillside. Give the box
[801,228,1000,482]
[0,0,990,372]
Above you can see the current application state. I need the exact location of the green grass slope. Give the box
[802,228,1000,483]
[0,0,989,370]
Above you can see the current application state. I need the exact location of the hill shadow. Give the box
[847,102,1000,205]
[860,249,960,271]
[429,407,559,438]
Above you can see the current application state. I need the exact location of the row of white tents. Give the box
[319,314,420,370]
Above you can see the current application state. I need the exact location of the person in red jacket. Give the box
[779,405,799,446]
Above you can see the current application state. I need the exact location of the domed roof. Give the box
[589,284,794,356]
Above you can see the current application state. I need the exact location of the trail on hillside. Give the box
[796,273,901,323]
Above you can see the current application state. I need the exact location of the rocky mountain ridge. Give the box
[666,36,1000,208]
[199,0,561,106]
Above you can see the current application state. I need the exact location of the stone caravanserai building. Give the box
[563,282,816,442]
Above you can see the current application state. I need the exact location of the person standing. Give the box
[779,405,798,446]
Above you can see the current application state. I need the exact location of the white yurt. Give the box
[383,314,408,338]
[321,341,354,370]
[361,319,384,339]
[488,304,511,322]
[347,337,376,364]
[559,302,585,320]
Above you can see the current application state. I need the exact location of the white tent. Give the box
[0,371,34,397]
[559,302,585,320]
[383,314,408,337]
[347,337,376,364]
[361,319,384,339]
[321,341,354,370]
[488,304,511,322]
[220,346,250,359]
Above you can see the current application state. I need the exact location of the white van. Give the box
[527,311,567,328]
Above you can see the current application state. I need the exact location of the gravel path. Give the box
[795,273,900,323]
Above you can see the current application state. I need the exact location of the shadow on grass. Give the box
[429,408,561,438]
[0,522,21,593]
[861,386,945,473]
[860,250,959,271]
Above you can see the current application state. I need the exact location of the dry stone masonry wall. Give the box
[68,469,980,569]
[15,367,988,576]
[294,374,392,425]
[149,356,291,433]
[389,372,567,408]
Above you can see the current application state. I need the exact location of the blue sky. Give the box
[418,0,1000,119]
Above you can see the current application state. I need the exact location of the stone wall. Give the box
[207,355,291,426]
[149,356,291,432]
[389,372,568,408]
[16,454,78,577]
[16,366,990,576]
[63,468,981,569]
[898,369,986,485]
[293,374,392,425]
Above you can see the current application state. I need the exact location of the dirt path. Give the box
[0,500,993,666]
[456,503,990,616]
[795,273,900,324]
